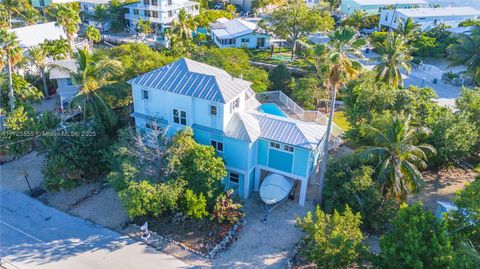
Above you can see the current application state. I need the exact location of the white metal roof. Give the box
[49,60,77,80]
[8,22,67,48]
[352,0,426,5]
[210,18,259,39]
[396,7,480,18]
[128,58,252,103]
[79,0,111,4]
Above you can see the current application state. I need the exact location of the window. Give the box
[151,0,157,5]
[241,38,250,43]
[284,145,294,153]
[168,0,172,5]
[168,10,173,17]
[145,122,156,129]
[270,142,280,149]
[229,172,239,184]
[210,105,217,115]
[133,9,139,15]
[151,11,158,18]
[230,98,240,113]
[142,90,149,100]
[173,109,187,125]
[40,0,45,6]
[66,78,73,85]
[211,140,223,152]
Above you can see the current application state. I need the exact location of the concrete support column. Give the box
[299,178,308,206]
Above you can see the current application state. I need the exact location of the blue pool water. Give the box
[259,103,287,117]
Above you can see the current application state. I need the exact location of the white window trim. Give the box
[142,89,149,100]
[172,108,187,126]
[211,139,224,152]
[229,172,240,185]
[269,141,295,154]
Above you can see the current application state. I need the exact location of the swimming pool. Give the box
[258,103,287,117]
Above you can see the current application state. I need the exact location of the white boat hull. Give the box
[259,174,294,205]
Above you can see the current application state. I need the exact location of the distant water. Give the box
[426,0,480,9]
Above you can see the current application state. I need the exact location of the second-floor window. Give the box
[152,0,157,5]
[142,90,149,100]
[168,0,172,5]
[133,9,139,15]
[210,105,217,115]
[230,98,240,113]
[211,140,223,152]
[151,11,158,18]
[173,109,186,125]
[66,78,73,86]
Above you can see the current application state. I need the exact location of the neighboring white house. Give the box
[124,0,200,32]
[8,22,67,49]
[31,0,77,8]
[48,60,80,112]
[79,0,112,30]
[380,7,480,31]
[340,0,427,15]
[210,18,270,49]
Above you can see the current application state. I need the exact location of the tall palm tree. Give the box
[0,29,23,112]
[344,9,366,29]
[61,48,122,129]
[85,25,101,48]
[225,4,236,16]
[325,0,341,12]
[42,38,72,60]
[396,17,421,41]
[28,46,49,97]
[86,4,109,32]
[48,4,81,47]
[358,113,435,201]
[374,33,412,88]
[316,26,365,204]
[171,9,195,40]
[2,0,29,28]
[20,6,43,26]
[448,29,480,86]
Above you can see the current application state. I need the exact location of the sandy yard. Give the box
[409,167,479,212]
[211,191,315,269]
[0,151,45,193]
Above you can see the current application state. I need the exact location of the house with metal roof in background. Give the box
[340,0,427,15]
[380,7,480,31]
[210,18,270,49]
[48,59,80,112]
[30,0,77,8]
[8,22,67,50]
[128,58,334,206]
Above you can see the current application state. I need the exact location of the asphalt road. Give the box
[0,188,192,269]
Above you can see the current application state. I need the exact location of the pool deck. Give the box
[260,101,302,120]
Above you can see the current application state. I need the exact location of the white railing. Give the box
[257,91,344,138]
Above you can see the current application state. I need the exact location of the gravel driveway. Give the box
[211,193,315,269]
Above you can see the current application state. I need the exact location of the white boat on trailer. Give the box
[259,173,295,221]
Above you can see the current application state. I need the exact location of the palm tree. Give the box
[396,17,421,41]
[171,9,195,40]
[316,26,365,204]
[48,4,81,47]
[448,29,480,86]
[20,6,43,26]
[85,25,101,48]
[2,0,29,28]
[61,48,122,129]
[42,38,72,60]
[86,4,109,32]
[374,33,412,88]
[28,46,49,97]
[344,9,366,29]
[325,0,341,12]
[357,113,435,201]
[0,29,23,112]
[136,18,153,39]
[225,4,236,16]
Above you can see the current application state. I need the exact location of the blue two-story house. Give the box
[128,58,326,206]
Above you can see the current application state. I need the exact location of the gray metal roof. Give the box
[128,58,252,103]
[224,111,326,150]
[48,59,77,80]
[210,18,258,39]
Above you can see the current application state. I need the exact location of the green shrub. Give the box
[268,62,292,94]
[296,205,365,269]
[119,179,184,218]
[212,189,243,224]
[42,124,110,191]
[183,189,209,219]
[376,202,454,269]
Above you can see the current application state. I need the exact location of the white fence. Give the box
[256,91,344,138]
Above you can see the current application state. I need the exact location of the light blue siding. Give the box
[248,169,255,197]
[268,149,293,173]
[223,137,249,171]
[257,139,269,166]
[293,148,310,177]
[224,171,244,199]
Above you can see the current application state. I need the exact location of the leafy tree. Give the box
[323,155,398,230]
[0,29,23,112]
[413,33,439,58]
[0,106,34,155]
[267,1,334,59]
[459,19,480,27]
[455,87,480,128]
[374,33,412,88]
[0,74,43,112]
[325,0,340,12]
[85,25,101,48]
[167,128,226,206]
[136,18,153,37]
[183,189,209,219]
[87,4,109,32]
[376,202,454,269]
[292,76,326,110]
[268,62,291,93]
[194,9,234,27]
[194,47,269,92]
[296,205,365,269]
[108,0,129,32]
[448,29,480,86]
[424,23,456,57]
[28,46,49,97]
[43,124,111,191]
[358,113,435,201]
[314,26,365,203]
[47,3,81,46]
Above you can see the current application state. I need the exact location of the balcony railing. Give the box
[256,91,344,138]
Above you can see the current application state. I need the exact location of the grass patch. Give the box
[474,163,480,173]
[334,111,351,132]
